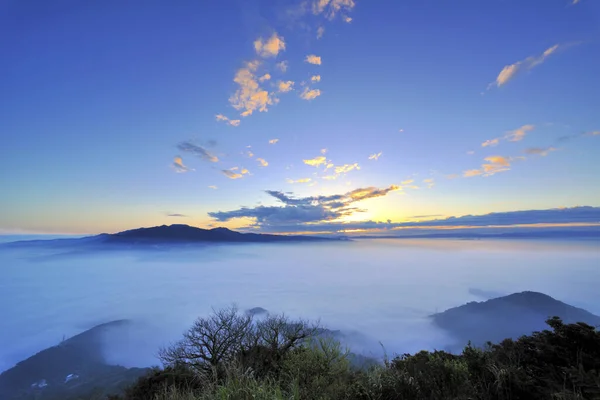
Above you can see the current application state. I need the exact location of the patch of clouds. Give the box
[311,75,321,82]
[229,60,276,118]
[525,147,557,156]
[488,44,562,89]
[222,169,244,179]
[368,152,382,161]
[423,178,435,189]
[208,185,218,190]
[300,87,321,100]
[269,139,279,144]
[481,138,499,147]
[480,124,535,149]
[335,163,360,174]
[177,142,219,163]
[256,158,269,167]
[305,55,322,65]
[208,184,400,228]
[254,33,286,58]
[312,0,356,20]
[215,114,241,127]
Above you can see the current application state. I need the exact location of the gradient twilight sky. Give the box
[1,0,599,234]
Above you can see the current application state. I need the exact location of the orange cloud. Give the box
[254,33,286,58]
[303,156,327,167]
[300,87,321,100]
[305,55,322,65]
[256,158,269,167]
[278,80,295,93]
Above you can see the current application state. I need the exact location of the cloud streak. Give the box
[172,156,192,173]
[489,44,562,88]
[177,142,219,163]
[215,114,241,127]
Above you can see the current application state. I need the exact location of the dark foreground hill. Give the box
[0,321,149,400]
[431,291,600,349]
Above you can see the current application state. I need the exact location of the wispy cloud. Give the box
[208,185,218,190]
[311,75,321,82]
[463,169,483,178]
[222,169,244,179]
[489,44,562,89]
[481,124,535,148]
[300,87,321,100]
[334,163,360,174]
[256,158,269,167]
[317,26,325,39]
[177,142,219,162]
[258,73,271,82]
[423,178,435,188]
[401,179,414,185]
[305,55,322,65]
[172,156,193,173]
[167,213,187,217]
[463,155,517,178]
[215,114,241,127]
[276,61,288,73]
[312,0,356,20]
[286,178,312,184]
[269,138,279,144]
[525,147,557,156]
[321,148,328,155]
[277,80,295,93]
[254,33,286,58]
[229,60,276,117]
[303,156,327,167]
[368,152,382,161]
[344,16,352,23]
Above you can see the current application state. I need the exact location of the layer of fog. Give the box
[1,238,599,373]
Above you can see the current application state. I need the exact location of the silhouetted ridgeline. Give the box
[1,224,334,249]
[3,291,600,399]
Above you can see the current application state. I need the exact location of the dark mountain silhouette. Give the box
[2,224,332,249]
[0,320,148,400]
[432,291,600,350]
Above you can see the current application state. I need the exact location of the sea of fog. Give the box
[1,238,599,373]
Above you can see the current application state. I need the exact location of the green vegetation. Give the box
[111,308,600,400]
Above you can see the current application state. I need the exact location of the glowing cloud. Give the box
[317,26,325,39]
[229,60,276,117]
[300,87,321,100]
[368,152,382,161]
[334,163,360,174]
[287,178,312,184]
[258,73,271,82]
[215,114,241,127]
[423,178,435,189]
[482,138,499,147]
[305,55,322,65]
[254,33,286,58]
[489,44,561,88]
[311,75,321,82]
[222,169,244,179]
[172,156,192,173]
[256,158,269,167]
[303,156,327,167]
[506,124,535,142]
[278,80,295,93]
[269,139,279,144]
[463,169,483,178]
[401,179,414,185]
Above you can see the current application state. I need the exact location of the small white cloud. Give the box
[334,163,360,174]
[286,178,312,184]
[311,75,321,82]
[256,158,269,167]
[300,87,321,100]
[172,156,192,173]
[222,169,244,179]
[269,138,279,144]
[208,185,218,189]
[258,73,271,82]
[467,151,475,155]
[399,129,404,133]
[506,124,534,142]
[344,16,352,23]
[489,44,562,88]
[254,33,286,58]
[368,152,382,161]
[482,138,499,147]
[305,55,322,65]
[321,148,328,155]
[401,179,414,185]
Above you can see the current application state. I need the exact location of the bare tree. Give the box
[159,306,253,374]
[255,314,320,356]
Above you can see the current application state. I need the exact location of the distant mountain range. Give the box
[431,291,600,350]
[2,224,331,248]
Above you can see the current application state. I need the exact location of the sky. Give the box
[1,0,599,235]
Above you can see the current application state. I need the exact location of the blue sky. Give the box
[1,0,599,234]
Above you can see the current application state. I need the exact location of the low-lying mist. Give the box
[1,238,599,373]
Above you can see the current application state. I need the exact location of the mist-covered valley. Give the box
[2,238,599,375]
